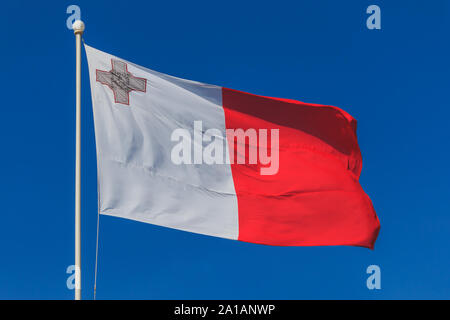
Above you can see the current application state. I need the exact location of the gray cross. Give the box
[96,59,147,105]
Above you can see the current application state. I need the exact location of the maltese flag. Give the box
[85,44,380,249]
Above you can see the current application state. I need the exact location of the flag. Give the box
[85,44,380,249]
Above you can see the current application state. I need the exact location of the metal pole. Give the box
[73,19,85,300]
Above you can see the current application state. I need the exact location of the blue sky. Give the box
[1,0,449,299]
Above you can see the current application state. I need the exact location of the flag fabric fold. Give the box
[85,44,380,249]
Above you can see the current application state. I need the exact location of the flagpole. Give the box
[73,19,84,301]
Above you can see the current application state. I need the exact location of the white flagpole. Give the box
[73,19,85,300]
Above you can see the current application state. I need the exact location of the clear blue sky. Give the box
[1,0,449,299]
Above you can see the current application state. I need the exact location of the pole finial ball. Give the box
[73,20,85,34]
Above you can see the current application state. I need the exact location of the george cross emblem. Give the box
[96,59,147,105]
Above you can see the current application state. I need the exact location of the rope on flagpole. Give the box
[94,123,102,300]
[93,205,100,300]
